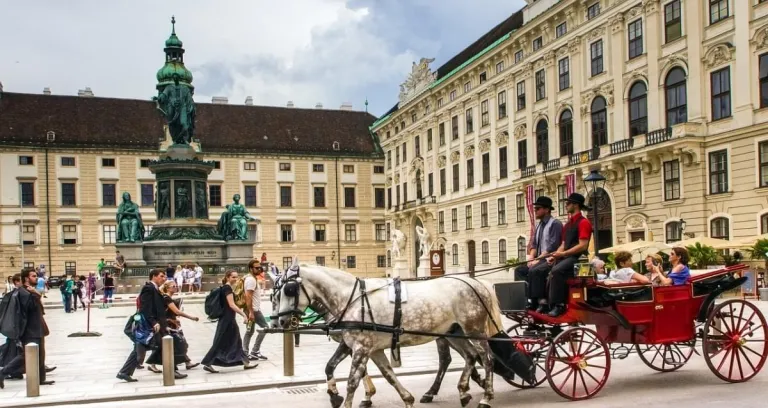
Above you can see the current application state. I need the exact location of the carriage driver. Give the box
[544,193,593,317]
[514,196,563,312]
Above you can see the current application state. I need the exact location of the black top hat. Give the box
[533,196,554,211]
[565,193,592,211]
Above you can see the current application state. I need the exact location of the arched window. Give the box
[481,241,490,264]
[628,82,648,137]
[666,221,682,244]
[517,237,527,261]
[591,97,608,147]
[559,110,573,157]
[711,217,730,240]
[535,119,549,164]
[452,244,459,265]
[386,250,391,267]
[665,67,687,127]
[498,239,507,264]
[762,214,768,234]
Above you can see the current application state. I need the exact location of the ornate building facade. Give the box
[374,0,768,277]
[0,22,386,279]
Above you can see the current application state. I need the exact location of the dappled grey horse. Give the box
[269,282,486,407]
[277,261,503,408]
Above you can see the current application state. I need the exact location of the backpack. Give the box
[233,277,247,309]
[204,287,225,319]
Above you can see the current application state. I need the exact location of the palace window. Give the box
[427,129,433,151]
[440,168,446,195]
[590,40,604,77]
[466,159,474,188]
[345,224,357,242]
[628,19,643,59]
[498,239,507,263]
[375,224,386,241]
[627,168,642,206]
[556,22,567,38]
[61,157,75,167]
[535,120,549,164]
[465,205,473,230]
[452,244,459,265]
[498,91,507,119]
[760,142,768,188]
[533,37,543,52]
[375,188,385,208]
[558,185,567,216]
[482,153,490,184]
[663,160,681,200]
[516,194,525,223]
[453,163,460,192]
[451,208,458,232]
[280,225,293,242]
[587,3,601,20]
[141,184,154,207]
[244,185,257,207]
[343,165,355,173]
[481,100,489,127]
[103,225,116,245]
[665,0,682,43]
[481,202,489,227]
[499,147,508,179]
[481,241,490,264]
[63,225,77,245]
[591,97,608,147]
[498,198,506,225]
[61,183,76,206]
[279,163,291,171]
[666,67,688,127]
[102,158,115,167]
[709,150,728,194]
[711,217,730,240]
[629,82,648,137]
[20,182,34,206]
[535,70,546,101]
[761,54,768,108]
[666,222,682,243]
[313,186,325,208]
[438,211,445,233]
[517,237,527,260]
[344,187,356,208]
[280,186,292,207]
[244,162,257,171]
[518,140,527,170]
[517,81,526,111]
[314,224,326,242]
[313,164,324,172]
[439,123,446,146]
[102,183,117,206]
[709,0,729,25]
[22,225,35,245]
[452,116,459,140]
[208,185,222,207]
[515,50,523,64]
[711,67,731,121]
[558,57,570,91]
[465,109,474,134]
[560,110,574,157]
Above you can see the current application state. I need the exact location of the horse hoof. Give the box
[329,394,344,408]
[359,401,373,408]
[460,395,472,407]
[420,395,434,403]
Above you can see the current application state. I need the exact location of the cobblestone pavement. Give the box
[1,298,767,408]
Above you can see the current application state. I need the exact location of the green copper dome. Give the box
[156,16,194,90]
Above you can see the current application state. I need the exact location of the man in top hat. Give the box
[544,193,593,317]
[515,196,563,312]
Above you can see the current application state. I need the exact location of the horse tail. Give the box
[480,280,503,337]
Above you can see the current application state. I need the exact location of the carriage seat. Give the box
[586,282,653,308]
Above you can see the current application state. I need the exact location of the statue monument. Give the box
[390,229,408,278]
[115,17,255,268]
[217,194,257,241]
[116,192,145,243]
[415,225,432,278]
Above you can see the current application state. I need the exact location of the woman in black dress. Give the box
[202,270,258,373]
[146,280,201,374]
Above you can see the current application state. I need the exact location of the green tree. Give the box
[686,243,719,269]
[745,238,768,269]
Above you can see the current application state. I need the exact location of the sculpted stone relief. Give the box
[702,43,735,70]
[450,151,461,164]
[479,139,491,153]
[514,124,527,140]
[495,131,509,147]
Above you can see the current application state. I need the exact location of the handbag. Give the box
[130,313,156,347]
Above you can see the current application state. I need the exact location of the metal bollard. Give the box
[25,343,40,397]
[283,333,294,376]
[162,335,175,386]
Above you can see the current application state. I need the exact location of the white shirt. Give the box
[244,275,261,312]
[609,267,637,283]
[194,267,202,280]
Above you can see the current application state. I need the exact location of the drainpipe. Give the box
[335,156,341,268]
[45,146,52,273]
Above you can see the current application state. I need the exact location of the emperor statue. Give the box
[217,194,256,241]
[154,73,196,144]
[116,192,145,243]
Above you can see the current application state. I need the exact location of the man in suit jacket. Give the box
[0,269,52,389]
[117,269,167,382]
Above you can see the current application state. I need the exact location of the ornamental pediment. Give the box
[398,58,437,108]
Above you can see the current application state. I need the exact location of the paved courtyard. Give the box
[0,298,465,408]
[1,296,767,407]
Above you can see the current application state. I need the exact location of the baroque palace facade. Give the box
[374,0,768,277]
[0,24,387,279]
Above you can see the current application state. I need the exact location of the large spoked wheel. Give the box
[502,324,548,389]
[545,327,610,401]
[635,340,695,372]
[703,299,768,383]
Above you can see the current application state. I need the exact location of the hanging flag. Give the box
[525,184,535,249]
[565,173,576,196]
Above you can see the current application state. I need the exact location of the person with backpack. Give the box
[240,260,268,360]
[201,270,258,373]
[61,275,74,313]
[72,276,86,311]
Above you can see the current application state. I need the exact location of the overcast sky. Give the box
[0,0,525,116]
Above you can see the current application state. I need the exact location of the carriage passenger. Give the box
[654,247,690,286]
[606,251,650,284]
[645,254,665,286]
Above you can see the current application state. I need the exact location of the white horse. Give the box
[277,260,503,408]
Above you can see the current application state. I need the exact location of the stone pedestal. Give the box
[116,243,147,267]
[416,255,430,278]
[392,258,409,278]
[226,241,256,264]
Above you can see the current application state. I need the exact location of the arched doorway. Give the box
[412,217,424,274]
[467,240,476,273]
[587,188,613,254]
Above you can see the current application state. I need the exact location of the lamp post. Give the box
[680,218,687,239]
[583,169,607,256]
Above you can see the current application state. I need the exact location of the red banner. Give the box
[565,173,576,196]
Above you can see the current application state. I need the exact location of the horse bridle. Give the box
[272,267,314,328]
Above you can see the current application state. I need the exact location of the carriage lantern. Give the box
[582,170,606,255]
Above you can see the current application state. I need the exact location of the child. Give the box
[608,251,651,284]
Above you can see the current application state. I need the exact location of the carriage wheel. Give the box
[703,299,768,383]
[502,324,548,389]
[635,340,695,373]
[545,327,610,401]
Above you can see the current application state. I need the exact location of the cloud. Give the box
[0,0,525,115]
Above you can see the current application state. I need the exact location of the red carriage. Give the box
[494,263,768,401]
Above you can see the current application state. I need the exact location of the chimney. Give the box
[340,102,353,111]
[244,96,253,106]
[286,101,294,108]
[43,87,51,95]
[315,102,323,109]
[77,87,94,97]
[212,96,228,104]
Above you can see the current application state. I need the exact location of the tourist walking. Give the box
[193,263,203,293]
[202,270,258,373]
[72,276,86,311]
[117,269,167,382]
[146,281,200,376]
[0,269,54,388]
[62,274,74,313]
[243,260,268,360]
[103,273,115,304]
[35,273,47,298]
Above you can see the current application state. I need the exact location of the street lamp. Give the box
[583,169,606,256]
[680,218,687,239]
